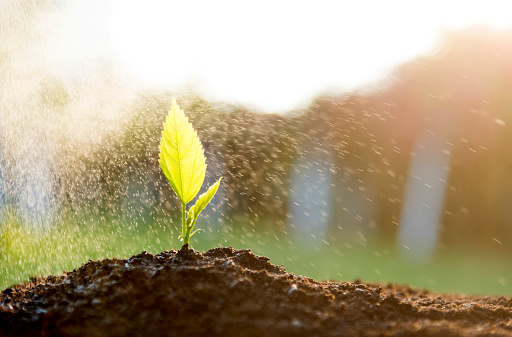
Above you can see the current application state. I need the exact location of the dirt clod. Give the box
[1,247,511,336]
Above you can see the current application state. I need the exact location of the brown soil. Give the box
[1,246,512,337]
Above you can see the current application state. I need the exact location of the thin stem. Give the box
[181,201,188,246]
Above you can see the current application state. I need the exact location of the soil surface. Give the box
[1,246,512,337]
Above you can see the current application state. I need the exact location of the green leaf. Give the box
[159,98,206,204]
[189,228,201,238]
[191,177,222,221]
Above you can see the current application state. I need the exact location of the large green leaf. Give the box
[159,99,206,204]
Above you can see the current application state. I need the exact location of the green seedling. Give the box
[159,99,222,247]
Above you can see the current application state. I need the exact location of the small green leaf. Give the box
[189,228,201,237]
[159,98,206,204]
[191,177,222,220]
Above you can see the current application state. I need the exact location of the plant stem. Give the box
[181,201,188,246]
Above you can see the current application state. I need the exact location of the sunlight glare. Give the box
[109,0,512,112]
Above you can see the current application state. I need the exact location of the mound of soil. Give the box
[1,246,512,337]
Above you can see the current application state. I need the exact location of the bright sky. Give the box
[109,0,512,112]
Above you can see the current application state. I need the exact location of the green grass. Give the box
[2,215,512,296]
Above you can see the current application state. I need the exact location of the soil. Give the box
[1,246,512,337]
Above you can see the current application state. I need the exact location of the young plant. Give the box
[159,99,222,248]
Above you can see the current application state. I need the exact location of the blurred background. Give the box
[2,0,512,295]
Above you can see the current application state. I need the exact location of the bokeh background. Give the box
[2,0,512,295]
